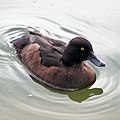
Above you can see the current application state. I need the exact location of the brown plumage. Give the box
[11,30,105,91]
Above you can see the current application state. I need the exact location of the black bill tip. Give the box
[87,52,105,67]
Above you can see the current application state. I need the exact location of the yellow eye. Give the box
[81,47,85,51]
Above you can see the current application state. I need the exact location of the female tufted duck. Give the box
[11,29,105,91]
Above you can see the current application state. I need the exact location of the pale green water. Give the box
[0,0,120,120]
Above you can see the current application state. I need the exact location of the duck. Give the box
[11,29,105,91]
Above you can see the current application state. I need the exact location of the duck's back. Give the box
[12,31,67,67]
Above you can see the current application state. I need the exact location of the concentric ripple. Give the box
[0,0,120,119]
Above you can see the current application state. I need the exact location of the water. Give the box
[0,0,120,120]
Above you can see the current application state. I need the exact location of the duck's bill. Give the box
[87,52,105,67]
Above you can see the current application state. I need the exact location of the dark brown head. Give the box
[61,37,105,67]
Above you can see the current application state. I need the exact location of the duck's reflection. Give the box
[67,87,103,102]
[31,76,103,103]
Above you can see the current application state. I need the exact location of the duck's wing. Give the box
[29,32,67,67]
[29,30,67,54]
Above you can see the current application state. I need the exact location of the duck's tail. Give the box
[11,35,30,58]
[11,28,42,52]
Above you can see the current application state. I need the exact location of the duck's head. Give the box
[61,37,105,67]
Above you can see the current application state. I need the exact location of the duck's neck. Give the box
[60,59,82,68]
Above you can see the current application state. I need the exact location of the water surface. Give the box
[0,0,120,120]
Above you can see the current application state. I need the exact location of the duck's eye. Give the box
[80,47,85,51]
